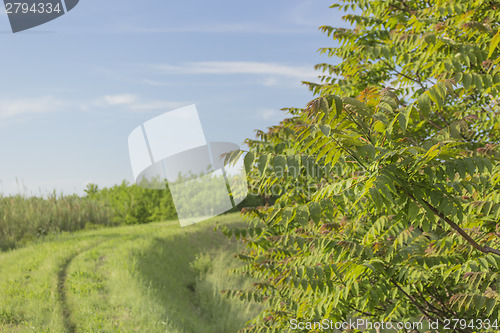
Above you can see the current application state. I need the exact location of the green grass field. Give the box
[0,213,259,333]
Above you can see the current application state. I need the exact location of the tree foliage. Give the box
[223,0,500,331]
[85,181,177,224]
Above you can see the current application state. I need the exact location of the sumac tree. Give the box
[222,0,500,332]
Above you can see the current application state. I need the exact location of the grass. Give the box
[0,213,260,332]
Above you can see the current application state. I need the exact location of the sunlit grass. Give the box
[0,213,260,332]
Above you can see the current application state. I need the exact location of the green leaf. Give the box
[474,157,485,173]
[464,158,475,176]
[287,155,300,178]
[333,95,343,116]
[295,206,309,226]
[306,156,322,178]
[358,144,376,160]
[369,187,383,210]
[275,142,286,154]
[456,160,466,178]
[428,86,443,108]
[473,295,486,309]
[463,73,472,90]
[300,279,308,291]
[258,154,270,175]
[398,112,407,133]
[308,202,321,224]
[342,97,370,117]
[320,124,331,136]
[320,198,335,214]
[244,152,254,174]
[421,217,431,232]
[473,73,483,90]
[315,266,324,280]
[273,155,286,178]
[281,208,294,227]
[408,201,420,217]
[481,201,493,216]
[417,94,431,117]
[449,121,461,139]
[445,162,456,180]
[485,298,496,316]
[488,30,500,58]
[429,190,443,206]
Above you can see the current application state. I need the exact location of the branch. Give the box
[426,119,444,131]
[347,304,376,318]
[390,278,436,322]
[414,288,452,319]
[382,61,427,91]
[406,192,500,257]
[424,286,456,318]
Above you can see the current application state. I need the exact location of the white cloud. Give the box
[155,61,319,80]
[258,108,284,120]
[139,79,172,86]
[0,96,64,119]
[129,100,189,111]
[95,94,189,112]
[100,94,138,106]
[262,77,280,87]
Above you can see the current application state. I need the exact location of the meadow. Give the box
[0,213,260,332]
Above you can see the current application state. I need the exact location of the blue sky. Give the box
[0,0,346,196]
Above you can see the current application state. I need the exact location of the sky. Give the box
[0,0,347,196]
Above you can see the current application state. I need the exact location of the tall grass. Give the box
[0,179,266,252]
[0,192,113,251]
[190,247,262,332]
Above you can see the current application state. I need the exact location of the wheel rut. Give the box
[57,252,78,333]
[56,239,109,333]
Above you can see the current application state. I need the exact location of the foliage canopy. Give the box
[223,0,500,331]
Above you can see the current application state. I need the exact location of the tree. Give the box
[222,0,500,332]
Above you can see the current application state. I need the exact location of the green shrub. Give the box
[84,180,177,225]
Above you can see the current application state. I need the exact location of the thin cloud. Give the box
[100,23,319,35]
[101,94,138,106]
[154,61,319,80]
[95,94,189,112]
[258,108,285,120]
[139,79,172,87]
[129,100,189,111]
[262,77,280,87]
[0,96,64,119]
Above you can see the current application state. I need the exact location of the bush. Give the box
[84,180,177,225]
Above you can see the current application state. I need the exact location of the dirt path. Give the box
[57,252,78,333]
[56,240,109,333]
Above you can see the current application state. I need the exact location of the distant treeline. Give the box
[0,180,266,251]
